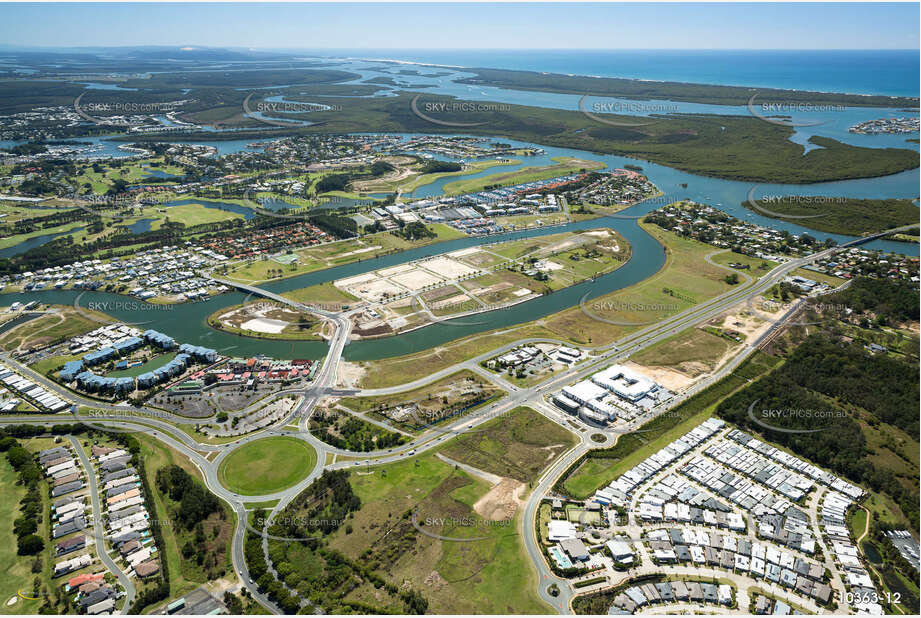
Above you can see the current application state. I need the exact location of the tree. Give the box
[17,534,44,556]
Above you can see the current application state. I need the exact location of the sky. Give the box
[0,2,918,50]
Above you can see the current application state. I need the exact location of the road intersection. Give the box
[1,226,894,614]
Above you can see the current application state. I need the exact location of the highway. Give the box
[2,225,904,614]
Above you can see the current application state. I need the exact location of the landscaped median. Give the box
[217,436,317,496]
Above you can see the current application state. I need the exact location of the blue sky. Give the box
[0,2,918,50]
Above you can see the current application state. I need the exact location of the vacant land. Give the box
[441,156,605,195]
[339,369,505,433]
[0,306,110,352]
[218,437,317,495]
[356,223,743,388]
[630,327,734,377]
[327,454,551,613]
[135,434,235,597]
[438,406,576,483]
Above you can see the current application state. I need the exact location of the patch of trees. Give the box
[824,276,920,325]
[392,221,435,241]
[2,143,47,155]
[314,173,350,194]
[308,212,357,238]
[717,334,919,528]
[3,437,45,556]
[419,160,462,174]
[155,464,221,529]
[272,469,360,538]
[310,410,408,452]
[369,161,395,177]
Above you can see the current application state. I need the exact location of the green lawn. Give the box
[107,352,177,377]
[218,437,317,495]
[0,459,42,615]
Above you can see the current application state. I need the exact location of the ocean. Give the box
[305,49,920,98]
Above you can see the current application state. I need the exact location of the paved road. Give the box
[69,436,136,612]
[5,224,906,614]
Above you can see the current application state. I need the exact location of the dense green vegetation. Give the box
[126,93,920,185]
[717,334,919,528]
[309,409,408,452]
[822,277,920,325]
[742,196,919,236]
[457,67,919,108]
[156,464,222,529]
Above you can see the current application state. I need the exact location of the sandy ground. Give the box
[377,263,415,278]
[474,477,526,521]
[336,361,366,389]
[623,360,696,392]
[239,317,288,334]
[391,268,444,291]
[512,288,532,297]
[337,272,379,288]
[423,255,479,278]
[719,302,773,343]
[447,246,481,258]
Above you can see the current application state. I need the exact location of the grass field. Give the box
[327,453,551,614]
[0,458,42,615]
[438,406,577,484]
[107,351,177,377]
[708,251,778,273]
[140,202,244,228]
[281,281,359,306]
[630,327,733,373]
[218,436,317,495]
[0,307,110,353]
[440,156,605,195]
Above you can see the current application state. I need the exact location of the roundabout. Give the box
[217,435,318,496]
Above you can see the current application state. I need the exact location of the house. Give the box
[560,538,590,562]
[547,520,577,541]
